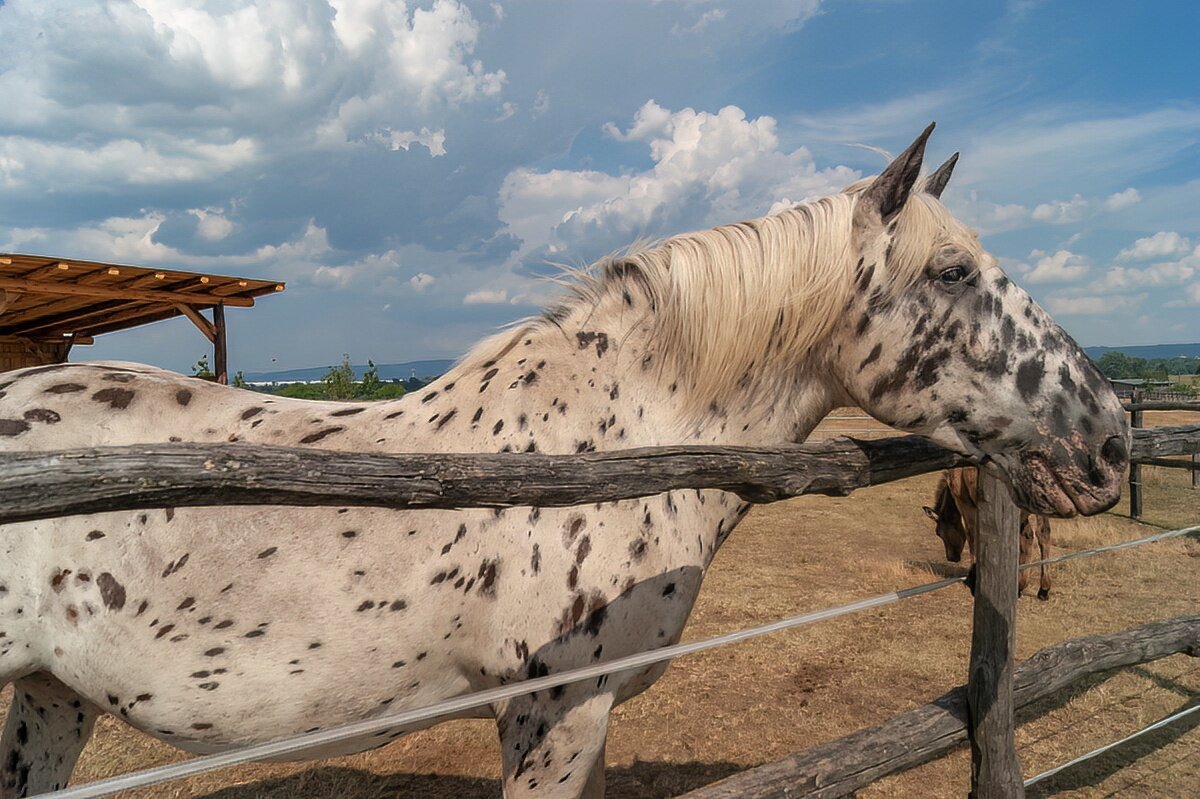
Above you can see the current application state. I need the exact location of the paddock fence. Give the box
[1125,389,1200,518]
[2,423,1198,799]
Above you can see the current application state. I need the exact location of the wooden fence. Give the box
[3,424,1199,798]
[1125,392,1200,518]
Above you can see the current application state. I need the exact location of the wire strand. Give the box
[1024,701,1200,788]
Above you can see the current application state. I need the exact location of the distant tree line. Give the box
[1094,351,1200,380]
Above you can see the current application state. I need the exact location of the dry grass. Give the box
[3,408,1197,798]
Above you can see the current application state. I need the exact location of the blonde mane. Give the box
[455,189,978,416]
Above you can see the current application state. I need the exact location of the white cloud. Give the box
[498,100,859,261]
[0,0,502,191]
[189,208,236,241]
[1046,293,1144,315]
[1116,231,1191,262]
[532,90,550,117]
[410,272,436,292]
[463,288,508,304]
[1025,249,1090,283]
[372,127,448,157]
[1094,244,1200,293]
[672,8,728,35]
[1103,187,1141,210]
[1031,194,1089,225]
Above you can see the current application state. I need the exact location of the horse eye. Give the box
[938,265,968,284]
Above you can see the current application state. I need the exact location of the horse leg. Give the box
[1,673,98,798]
[1037,518,1052,601]
[497,690,612,799]
[1017,516,1033,597]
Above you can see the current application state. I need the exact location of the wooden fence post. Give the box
[1129,388,1144,518]
[967,470,1024,798]
[1192,452,1198,490]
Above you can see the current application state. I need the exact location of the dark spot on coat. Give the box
[257,547,277,559]
[161,553,189,578]
[23,408,61,424]
[175,389,193,406]
[92,387,136,409]
[858,343,883,370]
[300,426,344,444]
[86,530,105,541]
[0,419,31,436]
[435,408,457,430]
[97,573,126,610]
[45,382,86,394]
[1016,357,1045,400]
[478,560,499,598]
[330,407,366,417]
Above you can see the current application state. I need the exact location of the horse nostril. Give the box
[1100,435,1127,468]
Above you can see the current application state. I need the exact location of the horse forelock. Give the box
[452,190,975,418]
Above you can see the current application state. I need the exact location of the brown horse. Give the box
[922,467,1053,599]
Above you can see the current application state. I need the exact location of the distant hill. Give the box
[244,358,456,383]
[1083,343,1200,361]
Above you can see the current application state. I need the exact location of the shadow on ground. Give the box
[195,760,744,799]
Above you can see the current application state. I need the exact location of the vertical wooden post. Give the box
[967,469,1024,799]
[1191,453,1198,490]
[1128,388,1143,518]
[213,303,228,385]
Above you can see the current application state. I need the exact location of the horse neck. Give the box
[435,280,843,456]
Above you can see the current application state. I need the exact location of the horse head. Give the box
[831,124,1129,517]
[922,478,970,562]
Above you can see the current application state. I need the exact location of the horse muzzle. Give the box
[1006,432,1129,517]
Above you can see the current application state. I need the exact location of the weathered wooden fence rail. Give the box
[1,424,1197,525]
[678,615,1200,799]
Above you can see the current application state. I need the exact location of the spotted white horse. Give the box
[0,125,1128,798]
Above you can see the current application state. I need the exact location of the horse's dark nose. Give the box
[1101,435,1127,469]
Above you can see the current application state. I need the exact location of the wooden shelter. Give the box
[0,253,284,382]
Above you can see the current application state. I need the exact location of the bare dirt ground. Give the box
[4,409,1197,798]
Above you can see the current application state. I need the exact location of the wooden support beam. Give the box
[967,470,1024,798]
[0,276,255,307]
[9,274,200,323]
[1129,389,1144,519]
[677,615,1200,799]
[213,303,228,385]
[11,299,148,337]
[174,303,216,342]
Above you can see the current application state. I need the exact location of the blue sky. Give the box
[1,0,1198,373]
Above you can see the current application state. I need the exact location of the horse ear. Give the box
[922,505,939,521]
[923,152,959,199]
[859,122,935,225]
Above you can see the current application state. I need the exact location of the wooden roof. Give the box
[0,253,284,340]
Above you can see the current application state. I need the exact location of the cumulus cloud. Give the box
[189,208,236,242]
[0,0,502,191]
[371,127,448,157]
[1103,187,1141,210]
[410,272,436,292]
[498,101,859,264]
[1031,194,1089,225]
[1116,231,1191,262]
[463,288,508,304]
[1024,249,1091,283]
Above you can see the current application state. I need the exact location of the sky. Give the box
[1,0,1198,374]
